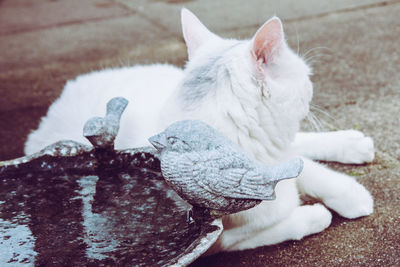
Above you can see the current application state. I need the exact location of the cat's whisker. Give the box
[306,60,321,68]
[117,57,132,67]
[310,104,335,121]
[304,53,332,67]
[305,52,330,59]
[294,24,300,55]
[301,46,332,59]
[306,111,323,132]
[304,53,330,63]
[306,104,339,131]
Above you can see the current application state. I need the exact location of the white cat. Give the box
[24,9,374,253]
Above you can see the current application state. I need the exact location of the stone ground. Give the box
[0,0,399,266]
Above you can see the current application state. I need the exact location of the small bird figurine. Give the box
[149,120,304,221]
[83,97,128,149]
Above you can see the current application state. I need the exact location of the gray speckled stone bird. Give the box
[149,120,304,219]
[83,97,128,149]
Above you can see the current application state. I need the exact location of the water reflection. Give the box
[0,165,218,266]
[74,175,118,260]
[0,215,36,265]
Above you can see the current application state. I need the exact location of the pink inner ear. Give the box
[183,26,202,58]
[252,18,284,65]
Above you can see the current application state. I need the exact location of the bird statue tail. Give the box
[262,158,304,191]
[106,97,129,122]
[263,158,304,200]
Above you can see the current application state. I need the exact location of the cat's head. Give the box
[177,9,313,128]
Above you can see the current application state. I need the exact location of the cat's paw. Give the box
[335,130,375,164]
[292,203,332,240]
[323,180,373,219]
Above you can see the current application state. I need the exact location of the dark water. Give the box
[0,161,218,266]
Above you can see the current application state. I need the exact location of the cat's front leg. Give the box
[297,157,373,219]
[209,203,332,252]
[293,130,374,164]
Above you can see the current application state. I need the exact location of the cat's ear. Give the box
[251,17,285,71]
[181,8,219,59]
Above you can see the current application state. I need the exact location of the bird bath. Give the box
[0,98,222,266]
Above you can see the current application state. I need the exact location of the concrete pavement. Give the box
[0,0,399,266]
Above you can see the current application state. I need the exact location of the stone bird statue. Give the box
[149,120,303,220]
[83,97,128,149]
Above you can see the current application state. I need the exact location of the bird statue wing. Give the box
[204,167,277,200]
[190,150,285,200]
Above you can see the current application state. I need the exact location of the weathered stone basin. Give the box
[0,142,222,266]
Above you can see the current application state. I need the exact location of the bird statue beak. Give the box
[149,133,167,151]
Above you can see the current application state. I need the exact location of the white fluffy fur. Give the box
[25,64,183,152]
[24,8,374,253]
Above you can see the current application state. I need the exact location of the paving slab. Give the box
[0,0,132,35]
[118,0,396,36]
[0,0,399,266]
